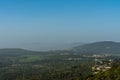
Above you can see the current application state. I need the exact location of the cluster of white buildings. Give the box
[92,54,112,74]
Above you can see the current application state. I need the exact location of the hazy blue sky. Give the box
[0,0,120,48]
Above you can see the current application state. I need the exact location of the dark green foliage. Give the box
[0,49,94,80]
[0,48,119,80]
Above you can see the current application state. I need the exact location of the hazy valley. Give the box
[0,41,120,80]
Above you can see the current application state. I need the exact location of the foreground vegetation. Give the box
[0,49,93,80]
[0,48,119,80]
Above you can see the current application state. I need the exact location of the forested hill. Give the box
[72,41,120,54]
[0,48,46,56]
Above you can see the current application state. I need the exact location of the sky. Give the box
[0,0,120,49]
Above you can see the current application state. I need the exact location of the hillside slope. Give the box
[72,41,120,54]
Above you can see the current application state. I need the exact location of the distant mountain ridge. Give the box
[0,41,120,55]
[0,48,47,57]
[72,41,120,54]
